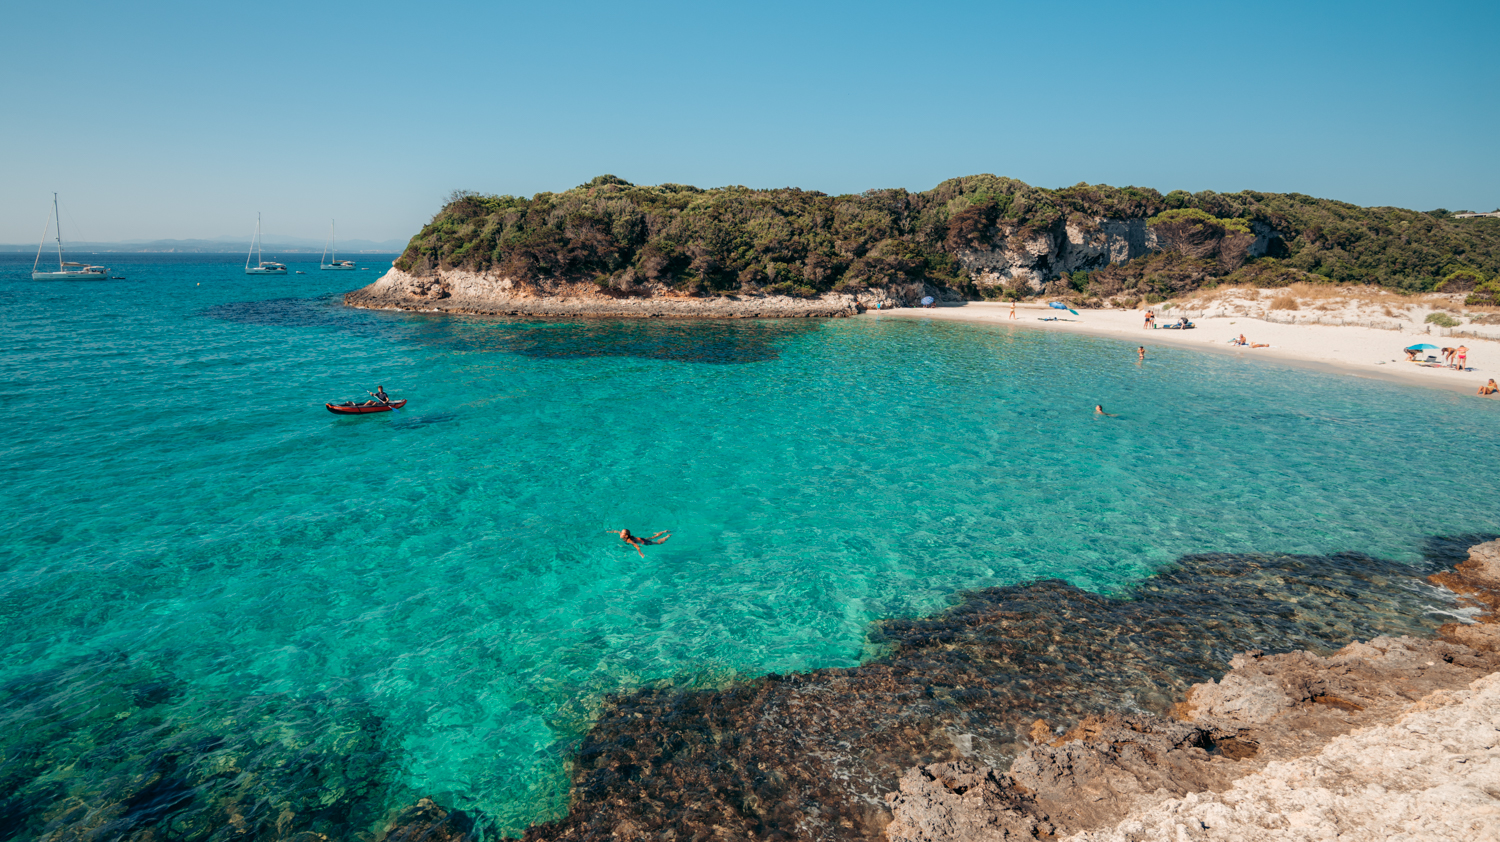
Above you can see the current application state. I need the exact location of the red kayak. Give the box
[326,399,407,415]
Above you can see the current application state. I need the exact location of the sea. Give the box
[2,253,1497,838]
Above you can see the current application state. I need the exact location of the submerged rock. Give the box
[381,797,477,842]
[516,547,1480,841]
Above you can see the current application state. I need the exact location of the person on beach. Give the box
[1138,346,1145,361]
[612,528,672,558]
[1143,310,1154,329]
[1456,345,1468,370]
[1479,379,1498,396]
[1404,347,1418,361]
[1441,347,1456,366]
[1094,405,1117,416]
[1251,342,1270,348]
[1231,334,1248,346]
[1009,301,1016,320]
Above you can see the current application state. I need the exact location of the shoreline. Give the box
[342,267,890,319]
[875,301,1500,397]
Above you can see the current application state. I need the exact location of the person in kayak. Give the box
[613,528,672,557]
[366,386,390,405]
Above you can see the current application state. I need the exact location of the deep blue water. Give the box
[2,253,1497,835]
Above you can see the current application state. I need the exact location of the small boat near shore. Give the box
[32,194,109,280]
[326,399,406,415]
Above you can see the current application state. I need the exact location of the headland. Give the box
[345,174,1500,326]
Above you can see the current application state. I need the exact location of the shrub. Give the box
[1425,311,1462,327]
[1438,268,1485,292]
[1269,295,1299,310]
[1466,279,1500,306]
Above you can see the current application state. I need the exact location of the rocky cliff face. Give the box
[956,219,1158,292]
[954,218,1285,295]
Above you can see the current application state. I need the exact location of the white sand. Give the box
[872,302,1500,396]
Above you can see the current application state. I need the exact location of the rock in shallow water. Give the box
[512,548,1477,842]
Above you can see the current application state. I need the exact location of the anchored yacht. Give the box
[245,213,287,275]
[32,194,109,280]
[320,220,355,270]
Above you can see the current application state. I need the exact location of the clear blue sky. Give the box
[3,0,1496,245]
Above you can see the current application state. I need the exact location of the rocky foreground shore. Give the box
[343,267,942,319]
[378,539,1500,842]
[885,540,1500,842]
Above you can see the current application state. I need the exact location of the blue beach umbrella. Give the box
[921,296,935,306]
[1048,301,1080,316]
[1405,344,1440,351]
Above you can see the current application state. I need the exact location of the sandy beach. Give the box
[876,302,1500,396]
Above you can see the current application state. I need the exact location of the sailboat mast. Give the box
[53,194,64,270]
[33,204,52,274]
[331,220,336,263]
[257,213,264,266]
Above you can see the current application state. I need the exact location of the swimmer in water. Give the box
[1137,346,1145,361]
[1094,405,1117,417]
[612,528,672,558]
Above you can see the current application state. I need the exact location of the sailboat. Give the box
[320,220,355,270]
[245,213,287,275]
[32,194,109,280]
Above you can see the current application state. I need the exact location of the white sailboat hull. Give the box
[32,269,109,280]
[320,264,356,270]
[246,267,287,275]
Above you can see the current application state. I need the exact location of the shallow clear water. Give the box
[2,254,1498,835]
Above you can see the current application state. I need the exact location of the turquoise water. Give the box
[2,254,1498,835]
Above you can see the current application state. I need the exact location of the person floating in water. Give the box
[613,528,672,557]
[1094,405,1117,417]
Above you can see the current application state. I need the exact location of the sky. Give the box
[2,0,1496,245]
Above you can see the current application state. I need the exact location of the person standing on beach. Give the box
[1441,347,1456,366]
[1457,345,1469,370]
[1143,310,1153,329]
[1009,301,1016,320]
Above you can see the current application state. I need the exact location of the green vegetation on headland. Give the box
[395,174,1500,305]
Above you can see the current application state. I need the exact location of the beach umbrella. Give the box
[1405,344,1440,351]
[1048,301,1080,316]
[921,296,935,306]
